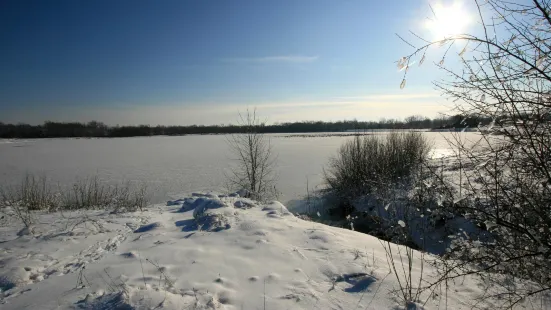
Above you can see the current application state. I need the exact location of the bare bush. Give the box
[117,182,149,212]
[382,239,426,308]
[398,0,551,306]
[324,132,431,211]
[0,174,149,227]
[61,176,115,210]
[226,108,278,201]
[61,177,149,212]
[0,174,59,227]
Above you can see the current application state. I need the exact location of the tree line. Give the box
[0,114,490,139]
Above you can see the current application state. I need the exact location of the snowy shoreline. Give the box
[0,192,543,309]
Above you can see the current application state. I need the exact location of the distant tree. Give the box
[0,115,467,139]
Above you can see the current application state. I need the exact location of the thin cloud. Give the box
[3,91,448,126]
[334,93,440,101]
[222,55,319,64]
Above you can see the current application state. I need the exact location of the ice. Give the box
[0,132,482,207]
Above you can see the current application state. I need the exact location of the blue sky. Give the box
[0,0,469,125]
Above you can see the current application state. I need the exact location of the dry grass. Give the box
[0,174,149,227]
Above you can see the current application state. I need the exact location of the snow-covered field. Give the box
[0,132,483,207]
[0,193,524,310]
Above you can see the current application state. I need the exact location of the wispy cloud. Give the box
[222,55,319,64]
[334,93,440,101]
[3,91,448,126]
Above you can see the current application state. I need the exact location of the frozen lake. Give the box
[0,132,483,205]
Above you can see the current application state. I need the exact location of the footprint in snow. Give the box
[265,273,281,283]
[134,222,163,233]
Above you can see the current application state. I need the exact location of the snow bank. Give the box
[0,194,542,309]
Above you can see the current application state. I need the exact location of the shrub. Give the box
[226,108,278,201]
[0,174,59,227]
[324,131,431,208]
[61,176,114,210]
[0,174,149,227]
[1,174,59,211]
[60,177,149,212]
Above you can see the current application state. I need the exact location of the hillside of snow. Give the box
[0,193,535,309]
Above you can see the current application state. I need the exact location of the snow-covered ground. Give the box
[1,192,540,310]
[0,132,483,208]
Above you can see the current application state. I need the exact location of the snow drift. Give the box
[0,193,544,309]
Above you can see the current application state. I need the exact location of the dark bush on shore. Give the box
[324,132,431,216]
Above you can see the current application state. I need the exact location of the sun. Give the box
[425,1,472,39]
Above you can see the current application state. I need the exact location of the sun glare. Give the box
[425,1,472,39]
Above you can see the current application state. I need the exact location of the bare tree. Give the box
[399,0,551,307]
[226,108,278,201]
